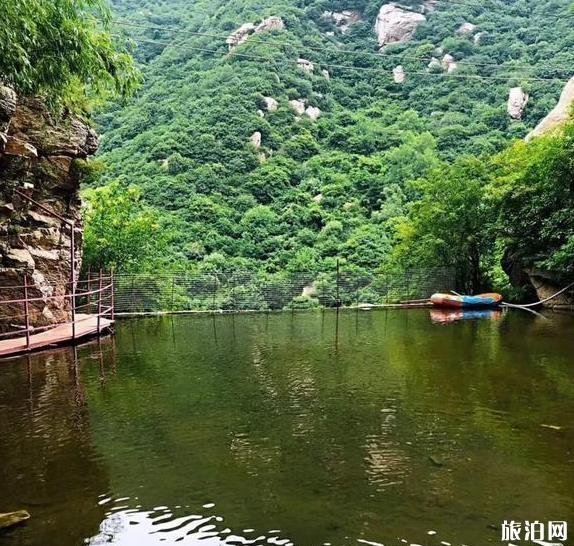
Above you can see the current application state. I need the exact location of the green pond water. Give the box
[0,309,573,546]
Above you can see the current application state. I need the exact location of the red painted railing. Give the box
[0,270,115,349]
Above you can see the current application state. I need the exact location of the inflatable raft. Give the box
[430,292,503,309]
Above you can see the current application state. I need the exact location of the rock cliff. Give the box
[507,87,529,119]
[226,16,284,50]
[375,4,426,48]
[0,86,98,330]
[526,76,574,141]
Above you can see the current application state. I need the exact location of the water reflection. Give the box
[430,308,504,324]
[0,310,573,546]
[0,339,115,545]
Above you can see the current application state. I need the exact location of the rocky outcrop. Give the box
[226,16,284,50]
[0,88,97,330]
[393,65,406,83]
[457,22,477,35]
[305,106,321,120]
[528,270,574,307]
[289,99,306,115]
[297,58,314,73]
[526,76,574,141]
[507,87,529,119]
[249,131,262,148]
[262,96,278,112]
[375,4,426,48]
[474,31,486,45]
[322,10,361,33]
[442,54,457,73]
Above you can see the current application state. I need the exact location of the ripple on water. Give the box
[87,503,296,546]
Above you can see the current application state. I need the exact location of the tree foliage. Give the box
[81,0,574,293]
[0,0,139,109]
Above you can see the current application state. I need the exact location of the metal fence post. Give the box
[97,269,102,333]
[171,275,176,311]
[110,270,115,321]
[70,223,76,341]
[23,274,31,350]
[336,259,341,308]
[87,267,92,314]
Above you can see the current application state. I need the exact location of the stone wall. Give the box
[0,86,98,331]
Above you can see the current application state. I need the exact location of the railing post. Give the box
[70,222,76,341]
[336,258,341,308]
[97,269,102,333]
[171,275,175,312]
[110,270,115,321]
[87,267,92,314]
[23,274,31,350]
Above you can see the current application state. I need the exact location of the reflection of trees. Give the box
[80,311,574,545]
[0,341,114,546]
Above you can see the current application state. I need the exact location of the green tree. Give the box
[83,182,169,272]
[0,0,139,108]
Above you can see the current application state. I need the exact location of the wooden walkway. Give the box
[0,314,113,358]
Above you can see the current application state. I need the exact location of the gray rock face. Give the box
[322,10,361,33]
[393,65,406,83]
[262,96,278,112]
[507,87,529,119]
[526,76,574,141]
[375,4,426,48]
[442,54,457,73]
[297,58,314,72]
[457,22,477,35]
[0,88,96,330]
[289,99,306,115]
[0,85,17,131]
[249,131,262,148]
[226,16,284,50]
[528,269,574,307]
[305,106,321,120]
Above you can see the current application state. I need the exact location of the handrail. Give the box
[0,276,112,291]
[0,269,115,349]
[0,306,114,339]
[0,282,113,305]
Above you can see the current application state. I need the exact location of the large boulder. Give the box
[442,54,457,73]
[526,76,574,141]
[289,99,306,115]
[457,22,477,35]
[393,65,406,83]
[297,58,315,72]
[226,16,284,50]
[375,4,426,48]
[507,87,529,120]
[305,106,321,120]
[0,88,96,330]
[527,270,574,307]
[0,85,17,132]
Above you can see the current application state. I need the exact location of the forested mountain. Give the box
[86,0,574,293]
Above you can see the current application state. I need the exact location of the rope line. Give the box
[114,19,574,74]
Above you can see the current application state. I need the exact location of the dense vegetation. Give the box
[85,0,574,297]
[0,0,138,110]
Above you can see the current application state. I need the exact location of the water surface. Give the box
[0,309,573,546]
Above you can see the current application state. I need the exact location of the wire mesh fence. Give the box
[112,266,456,314]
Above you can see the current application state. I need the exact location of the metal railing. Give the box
[0,270,115,349]
[113,266,455,314]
